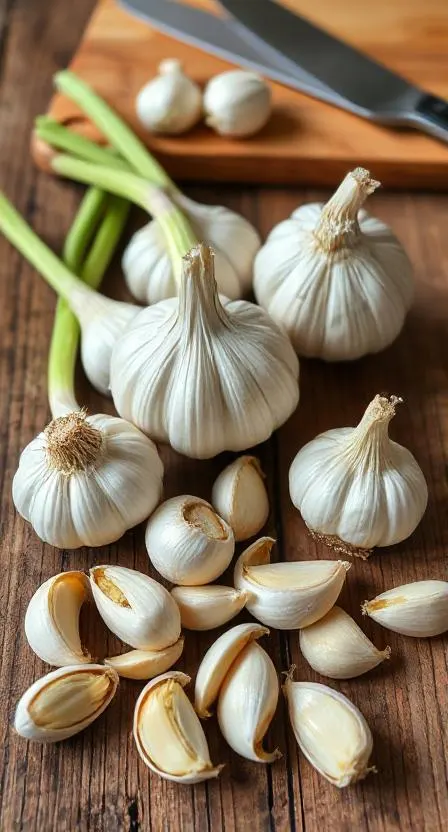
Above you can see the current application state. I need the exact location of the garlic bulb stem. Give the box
[35,115,129,171]
[314,167,380,252]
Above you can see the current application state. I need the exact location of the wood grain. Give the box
[1,2,447,831]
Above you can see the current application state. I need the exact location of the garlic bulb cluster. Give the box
[363,580,448,637]
[204,70,271,137]
[136,60,202,135]
[171,586,248,631]
[25,572,91,667]
[112,244,299,458]
[105,639,185,681]
[212,455,269,541]
[254,168,414,360]
[289,395,428,555]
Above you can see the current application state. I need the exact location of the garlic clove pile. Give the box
[104,637,185,680]
[171,585,248,631]
[136,59,202,135]
[133,671,223,783]
[363,580,448,637]
[299,606,391,680]
[289,394,428,554]
[283,672,374,787]
[203,70,271,137]
[14,664,119,743]
[234,537,350,629]
[145,495,235,586]
[211,455,269,541]
[89,565,181,651]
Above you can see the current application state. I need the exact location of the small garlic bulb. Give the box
[25,571,91,667]
[254,168,414,360]
[211,455,269,541]
[104,637,185,680]
[363,580,448,637]
[204,70,271,137]
[289,394,428,556]
[136,59,202,135]
[171,586,248,631]
[145,495,234,585]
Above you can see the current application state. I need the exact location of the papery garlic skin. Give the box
[133,671,223,783]
[25,571,91,667]
[283,675,374,787]
[299,606,390,680]
[89,565,181,650]
[104,637,184,680]
[211,456,269,541]
[234,537,350,630]
[363,581,448,637]
[171,585,248,630]
[14,664,118,743]
[254,168,414,361]
[145,495,234,585]
[204,70,271,137]
[136,59,202,135]
[289,395,428,553]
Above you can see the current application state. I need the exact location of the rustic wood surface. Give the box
[0,1,447,830]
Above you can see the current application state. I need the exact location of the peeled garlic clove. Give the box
[299,606,390,680]
[104,637,184,680]
[145,495,235,586]
[195,622,269,718]
[133,671,223,783]
[204,70,271,137]
[234,537,350,629]
[211,455,269,541]
[283,672,374,787]
[25,571,91,667]
[363,580,448,637]
[171,585,248,630]
[89,565,181,651]
[217,641,280,763]
[14,664,118,743]
[136,59,202,135]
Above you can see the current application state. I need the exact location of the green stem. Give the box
[36,116,130,172]
[63,186,108,270]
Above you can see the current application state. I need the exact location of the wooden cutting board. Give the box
[32,0,448,187]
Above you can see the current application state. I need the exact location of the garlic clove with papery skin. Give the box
[204,70,271,137]
[211,455,269,542]
[171,585,248,631]
[104,637,185,680]
[362,580,448,637]
[136,59,202,135]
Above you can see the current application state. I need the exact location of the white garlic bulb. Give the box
[112,244,299,458]
[211,455,269,541]
[171,586,248,630]
[234,537,350,629]
[145,495,234,585]
[136,59,202,135]
[254,168,414,360]
[204,70,271,137]
[289,394,428,555]
[299,606,391,679]
[25,571,91,667]
[104,637,185,680]
[363,580,448,637]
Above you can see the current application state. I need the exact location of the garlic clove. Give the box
[211,455,269,541]
[234,537,350,629]
[362,580,448,637]
[89,565,181,651]
[14,664,118,743]
[194,622,269,718]
[299,606,391,679]
[133,671,223,783]
[283,671,374,787]
[171,585,248,630]
[203,70,271,137]
[25,571,92,667]
[104,636,184,680]
[217,641,281,763]
[136,59,202,135]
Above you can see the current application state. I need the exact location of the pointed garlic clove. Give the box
[299,606,391,680]
[362,580,448,637]
[24,571,92,667]
[211,455,269,541]
[171,585,248,631]
[89,565,181,651]
[133,671,223,783]
[234,537,350,630]
[195,622,269,718]
[14,664,118,743]
[217,641,281,763]
[104,636,185,680]
[283,672,374,787]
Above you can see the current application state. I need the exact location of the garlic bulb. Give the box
[289,394,428,556]
[89,566,181,650]
[195,622,269,718]
[254,167,414,360]
[204,70,271,137]
[363,580,448,637]
[136,59,202,135]
[133,671,223,783]
[145,495,234,585]
[25,571,91,667]
[112,244,299,458]
[211,455,269,541]
[299,606,391,679]
[104,636,184,680]
[217,642,280,763]
[171,586,248,630]
[234,537,350,629]
[283,673,374,787]
[14,664,118,743]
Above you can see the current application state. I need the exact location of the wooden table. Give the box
[0,2,447,830]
